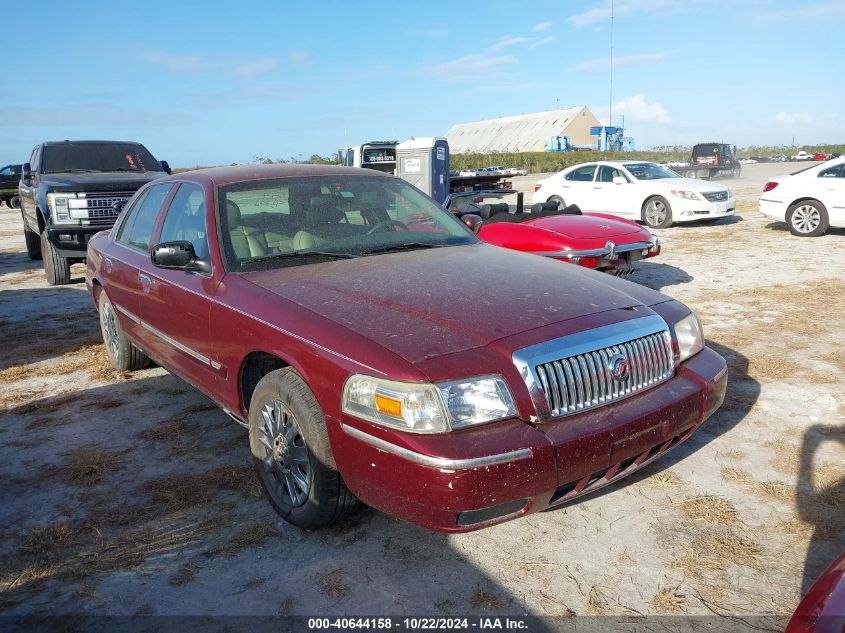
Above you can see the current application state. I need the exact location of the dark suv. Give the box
[0,164,22,208]
[18,140,170,285]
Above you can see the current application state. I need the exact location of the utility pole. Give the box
[609,0,614,127]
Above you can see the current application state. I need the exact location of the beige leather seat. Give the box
[227,200,270,259]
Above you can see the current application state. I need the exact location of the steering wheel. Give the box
[366,219,409,235]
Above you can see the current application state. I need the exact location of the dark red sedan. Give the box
[86,165,726,532]
[444,190,660,276]
[787,551,845,633]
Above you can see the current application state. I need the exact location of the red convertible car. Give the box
[444,190,661,276]
[86,165,726,532]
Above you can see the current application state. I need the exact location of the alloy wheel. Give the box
[257,399,312,507]
[791,204,821,234]
[100,300,120,362]
[645,200,667,226]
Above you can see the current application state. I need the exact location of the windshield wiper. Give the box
[359,242,450,256]
[102,168,144,172]
[248,250,360,265]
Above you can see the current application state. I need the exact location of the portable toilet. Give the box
[396,137,449,204]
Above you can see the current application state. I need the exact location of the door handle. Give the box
[138,273,155,286]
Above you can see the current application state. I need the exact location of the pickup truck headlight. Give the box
[670,189,701,201]
[342,374,517,433]
[674,312,704,363]
[46,193,76,223]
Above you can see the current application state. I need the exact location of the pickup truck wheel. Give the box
[41,231,71,285]
[642,196,673,229]
[23,216,42,260]
[249,368,359,529]
[10,195,20,209]
[787,200,828,237]
[547,195,565,210]
[98,292,151,371]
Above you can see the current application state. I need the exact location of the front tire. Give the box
[41,231,70,285]
[23,215,42,260]
[787,200,828,237]
[642,196,673,228]
[98,291,150,371]
[249,368,358,529]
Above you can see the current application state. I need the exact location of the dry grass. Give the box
[720,466,794,503]
[719,449,745,461]
[142,464,261,511]
[747,354,791,380]
[763,439,800,476]
[170,562,200,586]
[651,587,686,613]
[205,521,280,557]
[65,448,123,483]
[318,569,350,601]
[643,470,684,488]
[820,349,845,370]
[19,523,74,557]
[676,496,738,525]
[673,529,763,579]
[585,585,608,615]
[470,589,503,610]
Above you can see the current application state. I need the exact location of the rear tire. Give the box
[41,231,70,285]
[642,196,673,229]
[787,200,828,237]
[249,368,359,529]
[98,291,150,371]
[547,195,565,210]
[10,195,20,209]
[23,215,42,260]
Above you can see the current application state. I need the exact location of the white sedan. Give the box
[532,161,736,228]
[758,156,845,237]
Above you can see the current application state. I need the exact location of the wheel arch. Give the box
[788,196,827,212]
[239,351,292,413]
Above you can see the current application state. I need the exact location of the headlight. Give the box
[46,193,76,223]
[674,312,704,363]
[342,374,517,433]
[670,189,701,201]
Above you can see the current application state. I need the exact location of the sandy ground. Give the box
[0,162,843,623]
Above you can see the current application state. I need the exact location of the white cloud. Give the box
[421,54,518,80]
[234,57,278,77]
[490,36,532,51]
[530,36,555,49]
[569,0,689,28]
[596,94,673,125]
[142,51,207,73]
[573,50,672,70]
[532,21,552,31]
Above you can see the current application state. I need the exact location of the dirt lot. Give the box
[0,162,843,622]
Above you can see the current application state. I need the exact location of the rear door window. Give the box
[116,184,173,252]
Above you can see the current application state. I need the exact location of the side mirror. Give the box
[612,176,627,185]
[112,199,127,214]
[462,213,483,233]
[151,241,210,274]
[22,162,32,184]
[160,160,172,175]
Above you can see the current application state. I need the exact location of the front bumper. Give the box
[332,346,727,532]
[672,197,737,222]
[46,223,114,258]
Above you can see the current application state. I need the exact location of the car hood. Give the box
[523,213,646,240]
[39,171,168,193]
[241,244,653,364]
[648,178,730,193]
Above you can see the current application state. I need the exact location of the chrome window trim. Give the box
[512,315,673,421]
[341,423,533,470]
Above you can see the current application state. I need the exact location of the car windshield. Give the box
[623,162,679,180]
[42,143,160,174]
[219,175,478,271]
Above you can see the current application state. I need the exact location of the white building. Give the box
[446,106,602,154]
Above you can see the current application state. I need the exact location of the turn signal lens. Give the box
[763,182,779,192]
[374,394,403,417]
[534,184,542,192]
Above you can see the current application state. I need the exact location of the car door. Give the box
[560,164,598,210]
[817,163,845,225]
[107,183,175,348]
[138,181,222,390]
[18,147,40,228]
[591,165,635,217]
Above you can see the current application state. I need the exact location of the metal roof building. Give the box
[445,106,602,154]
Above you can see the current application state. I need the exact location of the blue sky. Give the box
[2,0,843,166]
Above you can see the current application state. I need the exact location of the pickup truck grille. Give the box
[702,191,728,202]
[71,192,135,224]
[512,316,675,420]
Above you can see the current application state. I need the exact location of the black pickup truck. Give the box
[1,164,22,207]
[18,140,170,285]
[671,142,741,180]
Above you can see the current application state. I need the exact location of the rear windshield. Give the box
[41,143,160,174]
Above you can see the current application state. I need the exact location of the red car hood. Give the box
[523,213,647,240]
[241,244,656,365]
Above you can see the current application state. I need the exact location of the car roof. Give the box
[163,163,386,186]
[40,140,146,147]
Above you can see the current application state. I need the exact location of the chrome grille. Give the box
[702,191,728,202]
[512,316,675,420]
